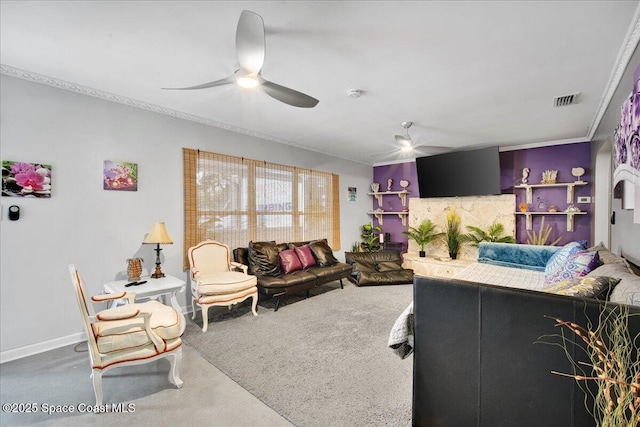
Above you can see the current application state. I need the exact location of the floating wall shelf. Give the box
[515,211,587,232]
[367,211,409,226]
[514,182,587,204]
[367,190,410,207]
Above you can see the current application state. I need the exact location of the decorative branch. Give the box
[543,306,640,426]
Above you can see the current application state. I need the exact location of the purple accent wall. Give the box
[500,142,593,245]
[373,142,593,252]
[372,162,418,252]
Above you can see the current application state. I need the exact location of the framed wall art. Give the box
[103,160,138,191]
[2,160,52,198]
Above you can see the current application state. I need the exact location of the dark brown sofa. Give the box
[233,239,352,311]
[344,250,414,286]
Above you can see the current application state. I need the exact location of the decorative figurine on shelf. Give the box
[399,180,409,190]
[549,205,558,212]
[387,179,393,191]
[571,167,585,183]
[537,196,546,212]
[565,204,581,213]
[371,182,380,193]
[541,169,558,184]
[519,202,528,212]
[521,167,530,184]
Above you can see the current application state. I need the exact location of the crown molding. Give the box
[0,64,367,166]
[587,5,640,140]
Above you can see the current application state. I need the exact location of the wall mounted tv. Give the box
[416,146,501,198]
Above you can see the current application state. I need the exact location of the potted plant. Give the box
[360,223,382,252]
[444,208,463,259]
[463,222,516,247]
[402,219,442,257]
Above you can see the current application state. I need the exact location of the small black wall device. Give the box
[8,205,20,221]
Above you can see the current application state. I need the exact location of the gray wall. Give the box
[592,44,640,265]
[0,75,372,358]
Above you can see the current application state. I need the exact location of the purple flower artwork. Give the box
[612,66,640,185]
[2,161,52,198]
[103,161,138,191]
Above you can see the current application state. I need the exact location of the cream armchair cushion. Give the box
[188,240,258,332]
[92,301,182,354]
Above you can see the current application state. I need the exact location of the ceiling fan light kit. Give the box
[162,10,318,108]
[236,73,260,89]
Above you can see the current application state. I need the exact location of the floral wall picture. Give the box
[103,161,138,191]
[2,161,52,198]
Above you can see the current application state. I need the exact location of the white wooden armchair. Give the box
[188,240,258,332]
[69,264,183,405]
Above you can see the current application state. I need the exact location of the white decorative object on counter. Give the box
[571,167,585,183]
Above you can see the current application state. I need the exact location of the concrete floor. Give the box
[0,343,294,427]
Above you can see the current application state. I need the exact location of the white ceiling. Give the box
[1,1,639,165]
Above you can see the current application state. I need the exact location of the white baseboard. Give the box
[0,332,86,364]
[1,305,192,364]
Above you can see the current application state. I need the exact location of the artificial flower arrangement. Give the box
[444,208,463,259]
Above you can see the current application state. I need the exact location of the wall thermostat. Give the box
[8,205,20,221]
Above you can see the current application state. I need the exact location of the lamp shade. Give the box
[143,222,173,245]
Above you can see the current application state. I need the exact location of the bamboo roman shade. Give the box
[183,148,340,268]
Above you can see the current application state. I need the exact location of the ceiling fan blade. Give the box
[162,75,235,90]
[259,77,319,108]
[236,10,265,74]
[395,135,412,144]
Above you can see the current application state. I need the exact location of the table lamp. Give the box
[143,222,173,278]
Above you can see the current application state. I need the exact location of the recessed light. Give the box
[346,89,361,98]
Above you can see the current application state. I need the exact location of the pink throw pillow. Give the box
[295,245,317,269]
[278,249,303,274]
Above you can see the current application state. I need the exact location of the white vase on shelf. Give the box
[371,183,380,193]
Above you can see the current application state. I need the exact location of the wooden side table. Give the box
[103,274,187,335]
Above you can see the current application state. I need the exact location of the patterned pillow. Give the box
[294,245,317,269]
[278,249,303,274]
[542,276,621,298]
[544,250,601,284]
[544,241,587,278]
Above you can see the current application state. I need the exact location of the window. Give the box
[183,148,340,267]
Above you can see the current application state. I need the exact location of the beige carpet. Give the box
[182,282,414,427]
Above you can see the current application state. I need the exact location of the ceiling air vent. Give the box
[553,92,580,107]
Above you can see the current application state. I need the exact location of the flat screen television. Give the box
[416,146,501,198]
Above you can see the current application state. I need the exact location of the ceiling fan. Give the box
[393,121,450,156]
[162,10,319,108]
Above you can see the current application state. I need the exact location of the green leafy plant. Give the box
[360,223,382,252]
[351,241,362,252]
[526,216,562,246]
[443,209,464,258]
[541,305,640,427]
[463,222,516,247]
[402,219,443,255]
